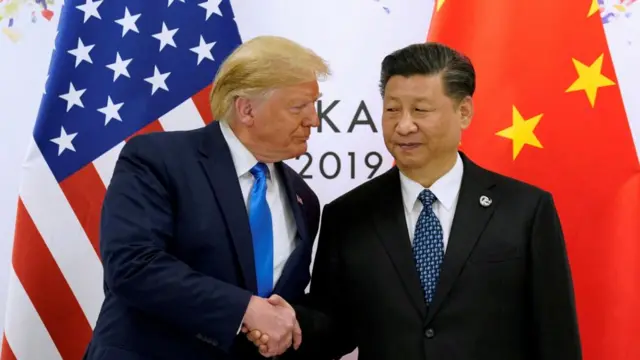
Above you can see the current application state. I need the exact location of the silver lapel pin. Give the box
[479,195,492,207]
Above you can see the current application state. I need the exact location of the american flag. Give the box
[1,0,242,358]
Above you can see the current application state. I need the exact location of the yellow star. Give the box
[496,105,544,160]
[436,0,446,12]
[565,54,615,107]
[588,0,600,17]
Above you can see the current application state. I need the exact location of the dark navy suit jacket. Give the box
[83,121,320,360]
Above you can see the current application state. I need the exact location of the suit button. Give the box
[425,328,435,338]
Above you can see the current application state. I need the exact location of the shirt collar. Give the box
[399,152,464,212]
[219,120,274,179]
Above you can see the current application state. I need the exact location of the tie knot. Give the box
[418,189,437,207]
[250,162,269,180]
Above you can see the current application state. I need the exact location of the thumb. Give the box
[267,294,285,306]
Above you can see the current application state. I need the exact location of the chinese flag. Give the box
[428,1,640,359]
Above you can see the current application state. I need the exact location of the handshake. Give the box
[241,294,302,358]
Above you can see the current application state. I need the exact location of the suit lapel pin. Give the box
[296,194,304,205]
[479,195,492,207]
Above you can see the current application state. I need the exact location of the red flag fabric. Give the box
[428,1,640,359]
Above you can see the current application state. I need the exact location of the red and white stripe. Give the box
[1,86,214,360]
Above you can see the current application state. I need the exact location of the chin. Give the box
[296,142,308,154]
[394,156,425,170]
[283,145,307,160]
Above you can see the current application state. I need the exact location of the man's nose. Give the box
[396,113,417,135]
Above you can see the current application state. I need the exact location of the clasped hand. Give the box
[241,294,301,357]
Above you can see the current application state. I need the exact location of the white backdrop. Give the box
[0,1,638,359]
[0,1,434,359]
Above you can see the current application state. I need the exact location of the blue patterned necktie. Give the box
[248,163,274,297]
[412,189,444,304]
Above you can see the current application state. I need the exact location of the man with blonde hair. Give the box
[83,35,330,360]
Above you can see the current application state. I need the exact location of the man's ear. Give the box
[458,96,473,129]
[234,97,256,126]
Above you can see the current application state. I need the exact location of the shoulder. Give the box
[123,126,206,158]
[490,169,548,196]
[118,126,210,176]
[113,126,208,184]
[468,158,553,209]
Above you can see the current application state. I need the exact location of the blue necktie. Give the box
[412,189,444,304]
[248,163,274,297]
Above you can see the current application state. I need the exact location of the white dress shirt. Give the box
[399,153,464,251]
[219,121,298,288]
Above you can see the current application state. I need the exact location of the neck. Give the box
[399,152,458,188]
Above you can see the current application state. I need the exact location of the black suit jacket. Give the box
[294,152,581,360]
[84,121,320,360]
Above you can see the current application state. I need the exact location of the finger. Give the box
[267,334,289,357]
[292,320,302,350]
[253,339,263,347]
[260,343,280,358]
[258,345,273,358]
[260,333,269,344]
[247,330,262,342]
[265,334,280,351]
[280,331,293,354]
[246,331,256,342]
[260,347,278,359]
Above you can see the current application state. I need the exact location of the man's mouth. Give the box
[398,142,421,150]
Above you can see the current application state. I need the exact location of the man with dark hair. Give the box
[246,42,582,360]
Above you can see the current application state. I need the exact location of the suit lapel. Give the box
[198,121,257,294]
[271,163,310,294]
[276,162,310,243]
[426,153,497,322]
[372,168,428,318]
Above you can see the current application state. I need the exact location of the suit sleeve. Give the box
[291,201,358,360]
[529,192,582,359]
[100,136,252,352]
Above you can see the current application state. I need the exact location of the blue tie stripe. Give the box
[248,163,274,297]
[412,189,444,304]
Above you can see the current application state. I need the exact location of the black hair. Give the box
[379,42,475,102]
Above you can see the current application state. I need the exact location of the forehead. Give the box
[384,74,444,101]
[273,81,320,101]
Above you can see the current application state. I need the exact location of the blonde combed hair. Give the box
[209,36,331,121]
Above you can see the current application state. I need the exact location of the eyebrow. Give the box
[387,95,431,102]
